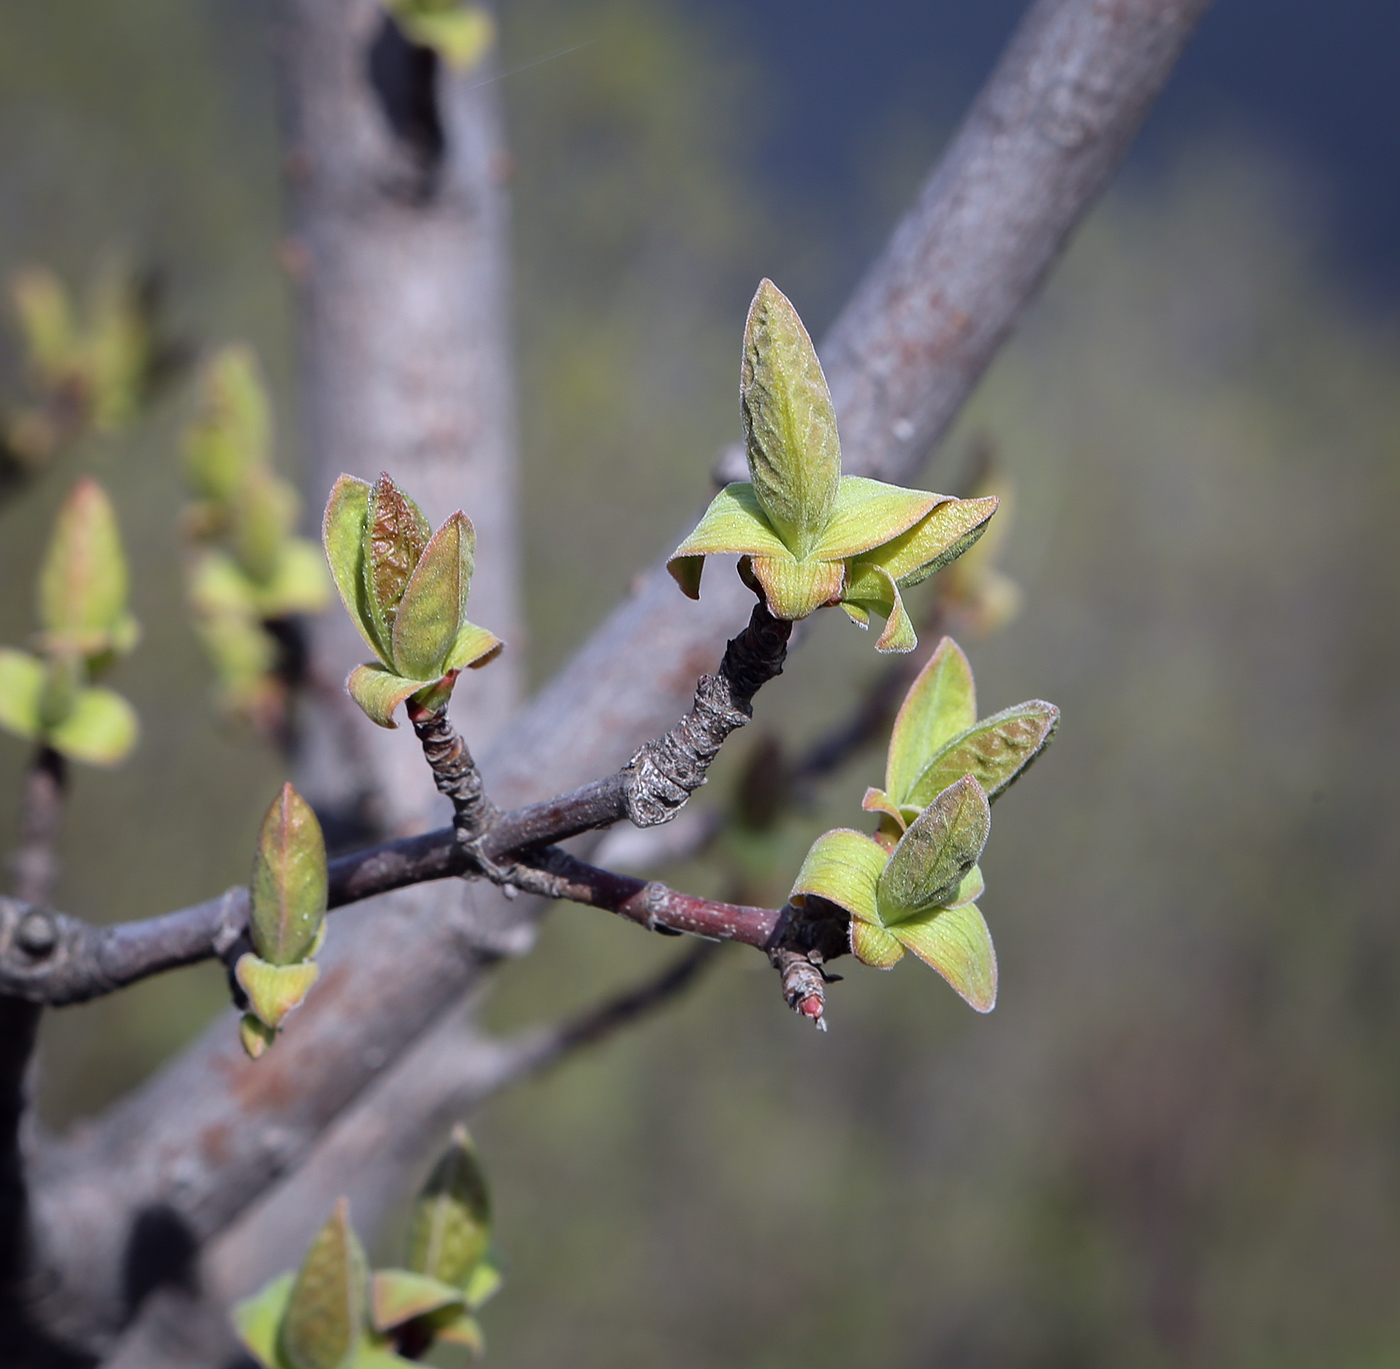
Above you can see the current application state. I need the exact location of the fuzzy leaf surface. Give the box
[667,483,789,599]
[250,782,327,965]
[812,477,936,560]
[877,777,991,924]
[886,638,977,803]
[391,512,474,679]
[908,701,1060,809]
[789,828,886,925]
[363,473,430,652]
[442,620,503,674]
[323,476,385,662]
[740,279,840,556]
[847,495,998,595]
[746,553,844,621]
[280,1200,368,1369]
[892,902,997,1012]
[851,919,904,969]
[346,664,436,730]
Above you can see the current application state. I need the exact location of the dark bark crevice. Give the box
[366,14,445,201]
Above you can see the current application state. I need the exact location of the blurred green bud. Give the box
[184,345,271,503]
[384,0,495,70]
[668,280,995,649]
[0,649,45,743]
[230,466,300,587]
[11,266,74,383]
[236,954,320,1034]
[406,1125,492,1290]
[38,478,139,662]
[239,1013,277,1060]
[85,262,149,432]
[250,783,327,966]
[280,1199,370,1369]
[324,473,502,729]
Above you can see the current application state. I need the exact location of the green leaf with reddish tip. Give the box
[886,638,977,804]
[0,649,45,742]
[407,1125,492,1289]
[740,280,841,557]
[250,783,327,965]
[38,479,133,658]
[281,1200,368,1369]
[369,1269,465,1333]
[346,664,437,730]
[322,476,385,662]
[861,565,916,653]
[907,701,1060,809]
[892,902,997,1012]
[861,787,905,826]
[848,495,999,598]
[811,477,936,560]
[851,919,904,969]
[363,473,431,651]
[746,552,844,621]
[185,345,271,502]
[789,827,886,925]
[877,777,991,925]
[442,621,503,674]
[232,1271,295,1369]
[236,954,320,1030]
[391,512,475,679]
[667,482,791,599]
[48,686,138,767]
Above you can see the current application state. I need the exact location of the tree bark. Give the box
[30,0,1213,1358]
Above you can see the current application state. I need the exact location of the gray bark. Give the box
[29,0,1213,1359]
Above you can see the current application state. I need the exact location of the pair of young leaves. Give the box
[237,784,329,1059]
[324,473,502,728]
[235,1128,500,1369]
[668,280,997,653]
[790,638,1058,1012]
[0,479,139,767]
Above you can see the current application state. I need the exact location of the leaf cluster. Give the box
[181,346,330,728]
[668,281,997,652]
[791,639,1057,1011]
[324,472,503,728]
[0,479,139,767]
[235,1128,500,1367]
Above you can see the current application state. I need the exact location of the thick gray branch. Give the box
[30,0,1211,1354]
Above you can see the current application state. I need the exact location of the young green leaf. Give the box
[740,279,841,557]
[346,664,438,730]
[0,649,45,742]
[808,476,936,561]
[390,512,475,680]
[38,479,136,658]
[885,638,977,804]
[744,553,846,621]
[848,494,999,593]
[891,901,997,1012]
[906,700,1060,810]
[232,1271,296,1369]
[851,919,905,969]
[323,476,386,663]
[461,1255,502,1310]
[230,467,299,586]
[236,955,321,1030]
[363,473,431,653]
[240,1014,278,1061]
[250,783,328,965]
[280,1199,368,1369]
[789,827,887,926]
[46,685,138,767]
[877,776,991,924]
[666,483,789,600]
[407,1125,492,1290]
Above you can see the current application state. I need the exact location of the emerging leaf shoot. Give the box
[324,473,503,728]
[668,279,998,651]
